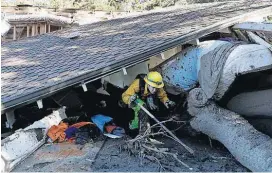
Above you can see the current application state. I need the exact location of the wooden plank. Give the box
[233,22,272,32]
[13,26,16,40]
[26,25,30,37]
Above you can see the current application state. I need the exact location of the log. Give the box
[227,89,272,117]
[187,88,272,172]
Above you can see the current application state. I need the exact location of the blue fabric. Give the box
[162,47,199,91]
[65,127,78,139]
[91,114,113,132]
[75,131,89,145]
[112,127,125,137]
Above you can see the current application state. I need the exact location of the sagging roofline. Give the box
[1,5,271,113]
[5,14,73,25]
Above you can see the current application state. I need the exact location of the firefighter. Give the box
[122,71,176,135]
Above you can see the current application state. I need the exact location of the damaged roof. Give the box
[5,14,73,25]
[1,0,272,112]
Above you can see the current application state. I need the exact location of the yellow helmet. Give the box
[144,71,164,88]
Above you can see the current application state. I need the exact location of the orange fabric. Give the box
[105,125,117,133]
[70,122,93,129]
[47,122,68,142]
[67,137,76,143]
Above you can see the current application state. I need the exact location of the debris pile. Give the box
[122,117,193,171]
[1,21,272,172]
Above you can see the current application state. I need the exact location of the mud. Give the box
[92,137,248,172]
[12,139,105,172]
[188,88,272,171]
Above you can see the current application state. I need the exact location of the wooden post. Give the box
[40,24,45,34]
[60,26,63,30]
[13,25,16,40]
[48,24,51,32]
[36,24,39,35]
[32,24,35,36]
[44,24,47,33]
[26,25,29,37]
[5,110,15,128]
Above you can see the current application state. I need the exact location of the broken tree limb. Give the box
[142,144,192,170]
[188,88,272,172]
[247,31,272,51]
[137,103,194,154]
[123,116,193,171]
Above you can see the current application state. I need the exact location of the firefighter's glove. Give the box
[146,96,158,111]
[128,94,138,107]
[164,100,176,109]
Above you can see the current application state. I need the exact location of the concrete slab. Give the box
[12,139,105,172]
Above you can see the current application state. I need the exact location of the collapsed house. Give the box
[1,0,272,172]
[1,6,74,41]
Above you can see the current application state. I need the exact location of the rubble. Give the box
[1,8,271,171]
[1,107,67,172]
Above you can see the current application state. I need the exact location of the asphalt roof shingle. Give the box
[2,0,272,111]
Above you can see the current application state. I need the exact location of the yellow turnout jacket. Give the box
[122,79,169,104]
